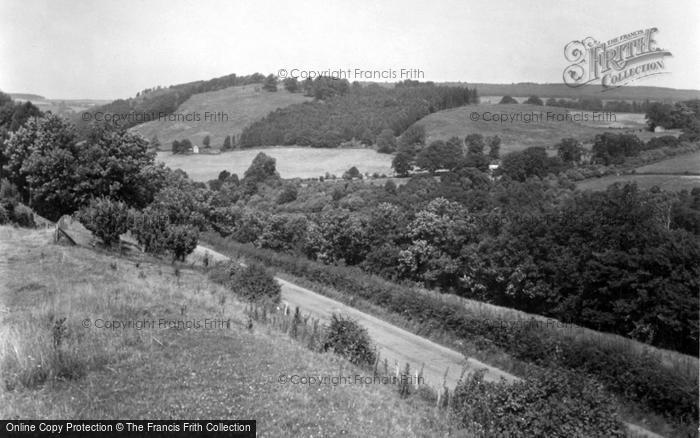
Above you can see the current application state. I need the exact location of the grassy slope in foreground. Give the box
[417,103,669,155]
[130,84,310,149]
[0,227,449,437]
[156,147,393,181]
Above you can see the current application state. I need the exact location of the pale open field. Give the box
[577,150,700,191]
[418,103,669,154]
[132,84,310,148]
[157,147,394,181]
[635,150,700,175]
[577,174,700,191]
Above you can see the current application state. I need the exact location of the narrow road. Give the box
[278,277,516,386]
[190,245,665,438]
[190,245,515,387]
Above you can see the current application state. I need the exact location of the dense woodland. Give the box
[239,79,478,148]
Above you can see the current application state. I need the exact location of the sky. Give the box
[1,0,699,99]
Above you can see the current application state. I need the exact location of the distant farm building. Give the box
[192,145,199,154]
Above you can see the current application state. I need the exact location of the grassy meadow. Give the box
[635,150,700,175]
[156,147,394,181]
[131,84,310,149]
[0,226,453,436]
[577,150,700,191]
[418,103,673,155]
[576,174,700,192]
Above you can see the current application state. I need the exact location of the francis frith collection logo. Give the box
[563,27,672,89]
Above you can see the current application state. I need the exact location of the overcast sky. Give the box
[1,0,698,99]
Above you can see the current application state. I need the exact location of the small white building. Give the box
[654,126,666,133]
[192,145,200,154]
[488,163,500,180]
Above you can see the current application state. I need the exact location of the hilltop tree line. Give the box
[498,94,695,119]
[239,80,478,148]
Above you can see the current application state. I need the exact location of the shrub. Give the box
[451,368,625,437]
[524,95,543,106]
[591,132,644,165]
[166,224,199,262]
[131,207,170,254]
[235,263,281,303]
[277,185,298,204]
[131,207,199,261]
[12,204,35,228]
[646,135,680,150]
[0,178,20,202]
[322,314,376,367]
[342,166,361,180]
[75,197,131,246]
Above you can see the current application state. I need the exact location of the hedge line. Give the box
[202,234,699,427]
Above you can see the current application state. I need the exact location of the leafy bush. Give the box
[524,95,543,106]
[12,204,35,228]
[166,224,199,262]
[235,263,281,303]
[276,185,298,204]
[131,207,171,254]
[131,207,199,261]
[451,368,625,437]
[342,166,361,180]
[0,179,20,202]
[646,135,680,150]
[75,197,131,246]
[322,314,376,367]
[591,132,644,165]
